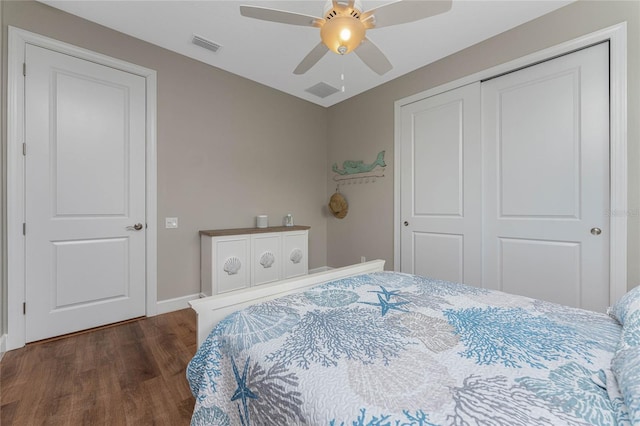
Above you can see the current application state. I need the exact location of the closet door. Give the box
[400,83,482,285]
[482,43,609,312]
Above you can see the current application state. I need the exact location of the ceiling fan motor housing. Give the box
[322,0,364,19]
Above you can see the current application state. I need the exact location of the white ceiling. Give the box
[40,0,573,107]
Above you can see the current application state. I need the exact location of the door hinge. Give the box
[23,62,26,77]
[23,302,26,315]
[22,223,26,235]
[22,143,26,156]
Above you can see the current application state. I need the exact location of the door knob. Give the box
[126,223,144,231]
[590,227,602,236]
[404,221,409,227]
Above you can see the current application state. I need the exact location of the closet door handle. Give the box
[590,227,602,236]
[404,221,409,227]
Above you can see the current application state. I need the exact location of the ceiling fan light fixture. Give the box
[320,16,365,55]
[240,0,452,74]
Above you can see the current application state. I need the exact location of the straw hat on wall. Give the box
[329,191,348,219]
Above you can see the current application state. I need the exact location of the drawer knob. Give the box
[223,257,241,275]
[290,249,303,264]
[260,251,275,268]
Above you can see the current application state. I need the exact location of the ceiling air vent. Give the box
[305,82,340,99]
[192,34,222,53]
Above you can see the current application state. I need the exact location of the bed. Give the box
[187,260,640,425]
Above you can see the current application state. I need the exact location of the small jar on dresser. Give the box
[199,226,310,297]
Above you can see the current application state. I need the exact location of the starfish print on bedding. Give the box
[231,356,258,425]
[368,285,401,301]
[361,293,409,316]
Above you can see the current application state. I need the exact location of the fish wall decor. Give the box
[332,151,386,176]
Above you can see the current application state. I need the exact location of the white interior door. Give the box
[25,44,147,342]
[400,83,482,286]
[482,43,609,312]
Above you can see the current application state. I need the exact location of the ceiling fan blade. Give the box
[240,5,322,27]
[354,38,393,75]
[294,42,330,75]
[362,0,452,29]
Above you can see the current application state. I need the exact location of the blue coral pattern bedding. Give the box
[187,272,629,425]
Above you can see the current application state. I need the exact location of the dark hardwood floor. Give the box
[1,309,197,425]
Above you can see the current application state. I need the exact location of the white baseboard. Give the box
[309,266,333,274]
[0,334,7,362]
[156,293,201,315]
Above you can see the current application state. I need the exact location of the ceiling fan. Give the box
[240,0,452,75]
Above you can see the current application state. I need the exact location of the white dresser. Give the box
[200,226,310,296]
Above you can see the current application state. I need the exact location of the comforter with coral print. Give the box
[187,271,627,425]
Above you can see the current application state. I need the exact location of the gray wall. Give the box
[326,0,640,291]
[1,1,329,309]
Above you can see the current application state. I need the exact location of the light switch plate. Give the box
[165,217,178,229]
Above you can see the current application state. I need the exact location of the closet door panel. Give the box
[413,232,464,283]
[482,43,609,312]
[499,238,580,307]
[400,83,482,286]
[413,101,463,216]
[498,72,579,218]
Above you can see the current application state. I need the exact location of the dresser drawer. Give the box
[251,233,282,286]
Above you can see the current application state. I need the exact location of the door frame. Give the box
[7,27,158,350]
[394,23,628,305]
